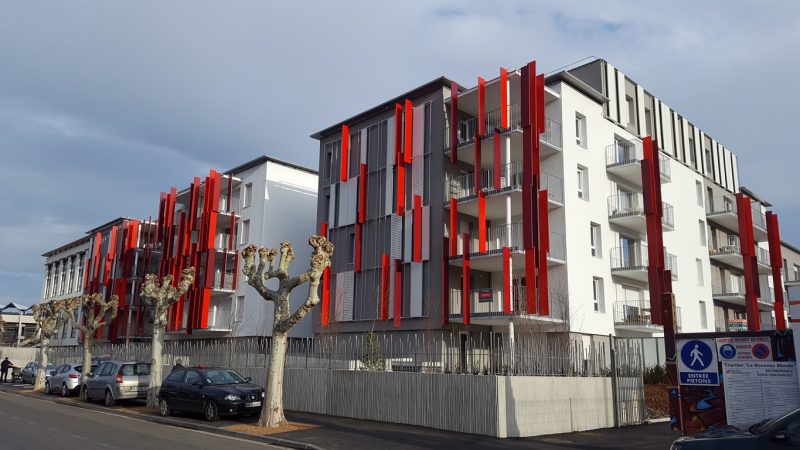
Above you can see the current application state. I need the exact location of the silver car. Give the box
[20,361,56,385]
[45,363,96,397]
[81,360,151,406]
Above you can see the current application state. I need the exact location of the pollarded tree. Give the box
[140,267,195,408]
[31,300,68,391]
[242,235,334,428]
[59,293,119,384]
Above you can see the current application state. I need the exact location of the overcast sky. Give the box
[1,1,799,306]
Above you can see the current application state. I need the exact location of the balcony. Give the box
[449,224,565,272]
[757,247,772,274]
[709,243,743,269]
[541,171,564,208]
[447,286,565,328]
[706,195,738,230]
[212,271,236,292]
[752,205,768,242]
[712,277,745,305]
[205,308,232,332]
[610,245,677,282]
[608,193,674,233]
[614,300,662,333]
[605,140,670,186]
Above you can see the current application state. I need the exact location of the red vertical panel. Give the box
[394,259,403,328]
[478,191,486,253]
[449,198,458,257]
[394,104,403,165]
[380,253,390,321]
[199,290,211,329]
[538,190,549,316]
[477,77,486,136]
[397,161,405,216]
[226,175,232,213]
[103,226,118,286]
[493,131,501,190]
[442,237,450,326]
[738,193,760,331]
[358,163,367,224]
[474,136,482,194]
[404,99,413,164]
[354,222,363,273]
[340,125,349,182]
[500,68,508,129]
[450,82,459,163]
[232,250,239,290]
[525,248,537,314]
[503,247,511,314]
[320,222,330,327]
[229,213,236,250]
[521,60,537,250]
[220,247,228,289]
[413,195,422,262]
[536,74,545,134]
[767,212,786,330]
[462,233,471,325]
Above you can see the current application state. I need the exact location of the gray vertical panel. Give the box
[334,271,354,322]
[410,263,423,317]
[617,70,627,125]
[329,183,338,228]
[714,142,722,185]
[422,205,430,261]
[606,63,618,123]
[385,166,394,217]
[391,215,402,259]
[732,155,740,192]
[724,149,733,190]
[360,129,367,164]
[404,214,413,263]
[412,155,424,197]
[636,85,645,136]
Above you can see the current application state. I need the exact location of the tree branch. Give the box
[243,245,278,301]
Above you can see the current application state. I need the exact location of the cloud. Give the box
[0,0,798,305]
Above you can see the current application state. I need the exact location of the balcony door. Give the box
[619,235,637,267]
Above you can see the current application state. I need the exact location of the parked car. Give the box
[80,360,150,407]
[20,361,56,384]
[157,367,264,422]
[45,363,97,397]
[671,408,800,449]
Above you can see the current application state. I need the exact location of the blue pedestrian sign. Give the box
[677,338,719,386]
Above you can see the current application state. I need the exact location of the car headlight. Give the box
[261,392,265,398]
[224,394,241,401]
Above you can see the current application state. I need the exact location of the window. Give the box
[699,220,706,246]
[699,301,708,329]
[794,265,800,282]
[695,181,703,207]
[696,259,704,286]
[75,253,84,292]
[242,183,253,208]
[166,370,185,382]
[577,165,588,200]
[239,220,250,246]
[626,95,636,127]
[590,223,602,258]
[234,296,245,322]
[575,113,587,148]
[592,277,604,312]
[66,256,75,294]
[644,108,652,137]
[347,231,355,264]
[184,371,202,385]
[44,265,51,299]
[99,363,115,377]
[688,134,697,169]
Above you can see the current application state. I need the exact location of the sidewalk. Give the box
[1,384,679,449]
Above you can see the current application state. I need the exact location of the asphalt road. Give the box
[0,390,280,450]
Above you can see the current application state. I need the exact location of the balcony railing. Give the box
[485,222,523,253]
[540,118,562,149]
[549,232,566,262]
[662,203,675,230]
[712,276,745,298]
[665,252,678,279]
[449,284,537,318]
[445,103,522,149]
[709,244,741,257]
[760,287,775,303]
[444,162,524,201]
[752,204,767,230]
[605,139,641,167]
[706,195,737,216]
[658,153,671,182]
[206,309,232,331]
[757,247,771,267]
[213,271,235,290]
[218,196,240,214]
[614,300,658,328]
[541,171,564,205]
[608,192,644,218]
[610,244,648,271]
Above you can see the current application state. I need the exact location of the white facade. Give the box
[40,236,90,346]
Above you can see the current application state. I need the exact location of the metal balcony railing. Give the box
[706,195,737,216]
[213,272,235,290]
[658,153,671,182]
[207,309,232,331]
[549,232,566,262]
[665,252,678,279]
[485,223,523,253]
[444,162,524,201]
[608,192,644,218]
[219,196,240,214]
[711,276,745,297]
[662,202,675,229]
[605,139,641,167]
[541,171,564,205]
[709,244,742,257]
[757,247,771,267]
[610,244,648,271]
[449,283,536,318]
[444,103,522,149]
[540,118,562,149]
[613,300,658,328]
[752,205,767,230]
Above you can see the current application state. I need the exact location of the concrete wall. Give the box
[283,368,620,438]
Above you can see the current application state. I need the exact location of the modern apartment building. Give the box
[312,57,791,341]
[42,234,91,346]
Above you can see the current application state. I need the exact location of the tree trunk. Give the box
[258,331,288,427]
[147,326,165,408]
[34,337,50,391]
[81,335,94,384]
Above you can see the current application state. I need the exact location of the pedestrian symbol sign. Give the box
[677,338,719,386]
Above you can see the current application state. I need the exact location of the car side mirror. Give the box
[772,432,789,442]
[245,377,252,382]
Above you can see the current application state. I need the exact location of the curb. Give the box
[644,417,671,424]
[0,388,325,450]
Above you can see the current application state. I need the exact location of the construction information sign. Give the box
[677,338,719,386]
[716,336,772,362]
[722,361,800,430]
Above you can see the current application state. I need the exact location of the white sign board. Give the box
[722,361,800,430]
[677,338,719,386]
[716,336,772,362]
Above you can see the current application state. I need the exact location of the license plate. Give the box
[245,401,261,408]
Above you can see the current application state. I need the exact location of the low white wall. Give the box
[0,347,38,365]
[283,369,620,438]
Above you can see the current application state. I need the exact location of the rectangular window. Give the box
[699,301,708,329]
[75,253,84,292]
[699,220,706,246]
[626,95,636,127]
[794,265,800,281]
[592,277,604,312]
[575,113,587,148]
[644,108,652,137]
[347,231,355,264]
[695,181,703,207]
[577,165,588,200]
[590,223,602,258]
[696,258,704,286]
[676,306,683,332]
[239,220,250,246]
[242,183,253,208]
[689,133,697,169]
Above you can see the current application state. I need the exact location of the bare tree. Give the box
[140,267,195,408]
[242,235,334,428]
[31,300,67,391]
[59,293,119,383]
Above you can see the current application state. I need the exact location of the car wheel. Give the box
[44,381,50,394]
[80,386,89,402]
[159,398,172,417]
[61,384,70,397]
[204,401,220,422]
[104,389,116,407]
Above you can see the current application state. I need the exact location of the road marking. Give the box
[26,421,37,426]
[47,428,59,433]
[70,435,86,440]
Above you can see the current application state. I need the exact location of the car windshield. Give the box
[750,410,797,433]
[201,369,246,385]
